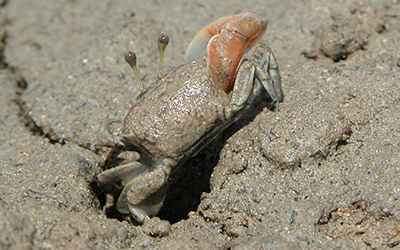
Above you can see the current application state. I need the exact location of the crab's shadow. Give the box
[158,97,276,223]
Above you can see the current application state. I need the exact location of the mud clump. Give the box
[303,14,369,61]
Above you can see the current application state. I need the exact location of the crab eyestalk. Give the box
[157,34,169,79]
[125,51,146,93]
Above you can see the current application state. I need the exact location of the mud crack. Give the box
[0,31,7,68]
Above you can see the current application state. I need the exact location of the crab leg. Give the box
[117,163,172,224]
[97,161,147,185]
[250,43,283,102]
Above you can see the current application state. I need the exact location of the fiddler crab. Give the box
[96,12,283,224]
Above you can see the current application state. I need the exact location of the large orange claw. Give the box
[185,13,268,93]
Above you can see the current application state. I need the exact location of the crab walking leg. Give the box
[117,162,172,224]
[97,161,148,185]
[254,66,279,103]
[230,42,283,111]
[229,59,256,110]
[266,47,284,102]
[250,42,284,102]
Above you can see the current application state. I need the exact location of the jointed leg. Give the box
[230,59,256,110]
[97,161,147,185]
[250,42,283,102]
[117,163,172,224]
[266,47,283,102]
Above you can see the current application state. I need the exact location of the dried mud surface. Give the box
[1,0,399,249]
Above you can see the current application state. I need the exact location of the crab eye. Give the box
[124,51,136,64]
[157,34,170,79]
[124,51,146,93]
[158,34,170,46]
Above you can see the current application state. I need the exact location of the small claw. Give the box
[97,120,124,148]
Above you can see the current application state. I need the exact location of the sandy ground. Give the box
[1,0,399,249]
